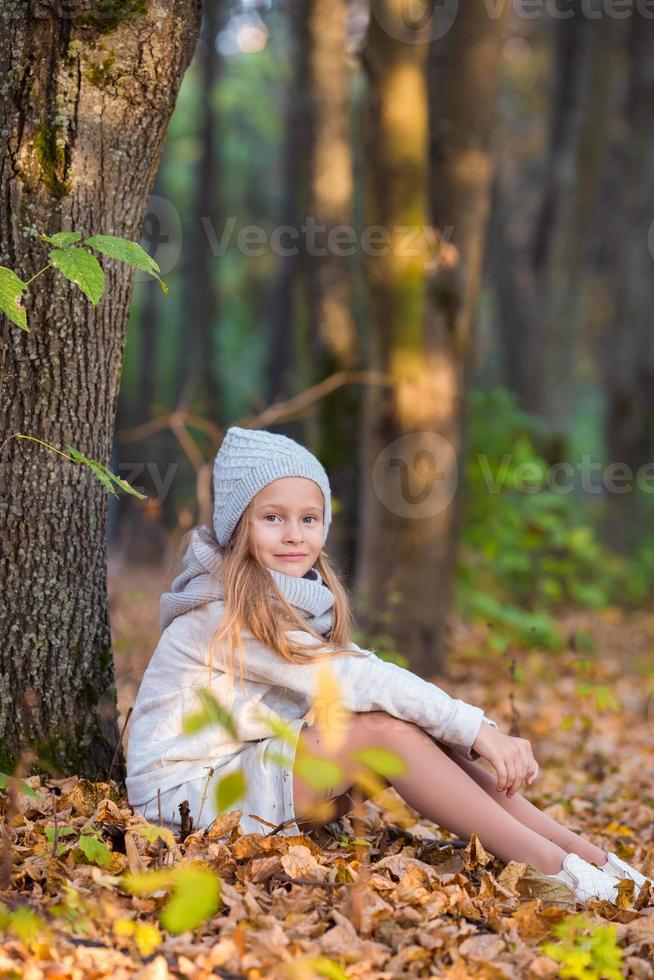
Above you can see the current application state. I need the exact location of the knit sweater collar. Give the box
[159,523,335,637]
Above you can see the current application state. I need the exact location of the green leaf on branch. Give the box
[0,266,28,331]
[85,234,169,295]
[66,444,147,499]
[49,247,105,305]
[39,231,82,248]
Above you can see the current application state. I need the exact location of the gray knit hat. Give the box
[212,426,332,547]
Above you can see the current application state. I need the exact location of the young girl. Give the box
[126,425,651,904]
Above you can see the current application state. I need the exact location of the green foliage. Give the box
[0,771,39,797]
[85,234,168,294]
[49,246,104,304]
[0,229,167,333]
[458,387,650,649]
[44,825,76,857]
[291,753,342,791]
[181,689,238,739]
[540,913,623,979]
[0,436,145,501]
[121,863,222,935]
[66,443,147,499]
[0,267,28,330]
[576,683,621,712]
[292,958,349,980]
[215,770,246,813]
[0,901,49,945]
[0,229,164,502]
[77,833,114,869]
[351,747,406,778]
[49,884,92,934]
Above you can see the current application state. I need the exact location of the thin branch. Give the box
[107,705,132,785]
[115,370,394,447]
[0,432,77,460]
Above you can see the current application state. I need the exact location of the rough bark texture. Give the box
[354,1,506,676]
[0,0,201,778]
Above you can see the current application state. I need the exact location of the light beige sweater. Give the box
[125,600,498,835]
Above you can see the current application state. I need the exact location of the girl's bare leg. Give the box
[435,739,608,866]
[292,711,569,875]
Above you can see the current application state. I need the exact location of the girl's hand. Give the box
[471,721,539,798]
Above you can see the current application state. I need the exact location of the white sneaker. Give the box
[546,852,622,903]
[599,851,653,893]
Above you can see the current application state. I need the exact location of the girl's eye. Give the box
[263,514,317,523]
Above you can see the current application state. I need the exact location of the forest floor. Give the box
[1,561,654,978]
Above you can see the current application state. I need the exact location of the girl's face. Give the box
[248,477,325,577]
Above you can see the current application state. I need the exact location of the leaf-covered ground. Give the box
[2,565,654,978]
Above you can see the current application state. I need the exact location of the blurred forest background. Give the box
[107,0,654,718]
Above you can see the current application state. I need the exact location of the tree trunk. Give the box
[354,1,438,670]
[263,0,310,408]
[491,9,617,459]
[0,0,201,778]
[301,0,360,578]
[425,0,508,668]
[178,0,225,416]
[601,13,654,552]
[354,1,506,675]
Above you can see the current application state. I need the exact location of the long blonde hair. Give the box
[176,499,367,685]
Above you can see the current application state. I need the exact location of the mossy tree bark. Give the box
[0,0,201,778]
